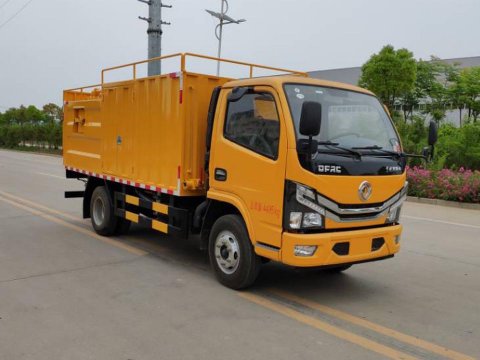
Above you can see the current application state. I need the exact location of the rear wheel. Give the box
[90,186,118,236]
[209,215,261,289]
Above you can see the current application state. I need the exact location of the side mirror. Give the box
[404,122,439,163]
[299,101,322,137]
[428,121,438,146]
[297,138,318,154]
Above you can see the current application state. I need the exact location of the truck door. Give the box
[209,86,287,249]
[102,86,134,178]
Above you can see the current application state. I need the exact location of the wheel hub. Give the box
[214,230,240,275]
[92,196,105,226]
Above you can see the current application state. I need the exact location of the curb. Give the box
[406,196,480,210]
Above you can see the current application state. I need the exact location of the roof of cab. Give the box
[222,75,375,96]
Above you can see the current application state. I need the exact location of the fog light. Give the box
[294,245,317,257]
[395,235,401,244]
[302,212,323,227]
[289,212,302,229]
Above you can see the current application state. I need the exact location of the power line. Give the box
[0,0,14,10]
[0,0,35,31]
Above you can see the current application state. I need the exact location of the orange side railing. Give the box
[100,52,308,87]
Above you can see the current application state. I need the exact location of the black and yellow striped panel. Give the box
[117,209,169,234]
[122,194,169,215]
[138,215,169,234]
[125,210,139,223]
[125,195,139,206]
[152,202,168,215]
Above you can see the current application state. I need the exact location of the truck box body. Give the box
[64,68,231,196]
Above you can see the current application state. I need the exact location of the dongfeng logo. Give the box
[358,181,372,201]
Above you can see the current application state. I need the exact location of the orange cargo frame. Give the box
[63,53,307,196]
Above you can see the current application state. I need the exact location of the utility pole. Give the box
[206,0,246,76]
[138,0,172,76]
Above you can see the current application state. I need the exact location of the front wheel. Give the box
[209,215,261,289]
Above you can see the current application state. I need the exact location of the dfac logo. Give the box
[318,165,342,174]
[358,181,372,201]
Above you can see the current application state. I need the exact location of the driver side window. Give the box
[224,91,280,159]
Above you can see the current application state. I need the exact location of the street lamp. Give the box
[206,0,246,76]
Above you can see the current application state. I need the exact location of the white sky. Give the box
[0,0,479,109]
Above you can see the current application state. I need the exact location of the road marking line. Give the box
[402,215,480,230]
[36,172,65,180]
[0,190,79,222]
[238,292,417,360]
[270,289,474,360]
[0,195,147,257]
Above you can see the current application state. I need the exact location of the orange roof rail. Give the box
[100,52,308,86]
[64,84,102,93]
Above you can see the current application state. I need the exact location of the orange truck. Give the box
[63,53,437,289]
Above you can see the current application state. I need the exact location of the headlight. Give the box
[302,212,323,227]
[284,181,325,231]
[296,184,325,215]
[387,205,402,223]
[289,212,303,229]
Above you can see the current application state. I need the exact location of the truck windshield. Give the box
[284,84,400,152]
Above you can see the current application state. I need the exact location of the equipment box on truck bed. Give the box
[64,54,233,196]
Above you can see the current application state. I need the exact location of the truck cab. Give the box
[205,76,406,287]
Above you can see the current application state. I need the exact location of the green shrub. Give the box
[435,122,480,170]
[393,116,480,170]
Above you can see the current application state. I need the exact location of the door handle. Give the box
[214,168,227,181]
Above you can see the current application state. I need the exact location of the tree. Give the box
[461,67,480,122]
[399,60,438,122]
[0,103,64,150]
[398,91,418,122]
[448,70,468,126]
[412,58,459,124]
[26,105,46,126]
[359,45,416,111]
[42,103,63,123]
[2,107,19,126]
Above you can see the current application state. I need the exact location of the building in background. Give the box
[309,56,480,125]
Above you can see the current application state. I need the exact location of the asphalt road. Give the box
[0,149,479,360]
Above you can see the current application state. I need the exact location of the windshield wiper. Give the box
[318,141,362,159]
[352,145,402,158]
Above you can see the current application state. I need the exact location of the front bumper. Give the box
[281,224,402,267]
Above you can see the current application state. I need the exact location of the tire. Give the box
[209,214,261,289]
[90,186,118,236]
[323,264,352,273]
